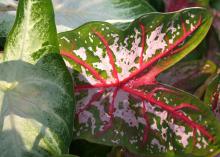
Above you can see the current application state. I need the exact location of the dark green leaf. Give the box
[204,74,220,119]
[70,139,112,157]
[158,60,217,96]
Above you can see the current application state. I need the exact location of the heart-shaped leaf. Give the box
[59,8,220,156]
[0,0,74,156]
[59,8,219,157]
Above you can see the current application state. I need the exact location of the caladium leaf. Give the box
[158,60,217,95]
[164,0,209,12]
[0,11,15,38]
[53,0,155,32]
[59,8,220,156]
[4,0,59,64]
[0,12,14,54]
[204,74,220,120]
[212,9,220,44]
[0,0,155,33]
[0,55,74,157]
[0,0,74,156]
[0,1,15,52]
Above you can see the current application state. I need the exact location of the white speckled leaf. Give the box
[59,8,220,157]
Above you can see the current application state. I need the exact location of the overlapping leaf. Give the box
[0,0,74,156]
[0,0,155,33]
[53,0,155,32]
[164,0,209,12]
[0,12,15,55]
[204,74,220,121]
[59,8,220,156]
[158,60,217,96]
[4,0,59,63]
[0,55,74,157]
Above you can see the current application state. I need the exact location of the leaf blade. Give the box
[4,0,59,64]
[59,7,220,157]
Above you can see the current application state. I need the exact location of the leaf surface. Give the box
[59,8,220,156]
[0,0,155,33]
[0,55,74,157]
[4,0,59,64]
[204,74,220,121]
[158,60,217,95]
[53,0,155,32]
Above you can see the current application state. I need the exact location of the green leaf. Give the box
[0,12,15,38]
[211,0,220,10]
[4,0,59,64]
[0,0,155,33]
[146,0,165,12]
[204,74,220,119]
[0,10,16,52]
[158,60,217,96]
[59,8,220,156]
[0,55,74,157]
[54,0,155,32]
[0,0,74,156]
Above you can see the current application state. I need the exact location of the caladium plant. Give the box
[59,8,220,156]
[0,0,74,156]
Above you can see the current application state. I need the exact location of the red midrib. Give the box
[61,15,214,144]
[122,86,214,141]
[94,31,119,83]
[120,16,202,86]
[61,52,107,85]
[139,23,146,67]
